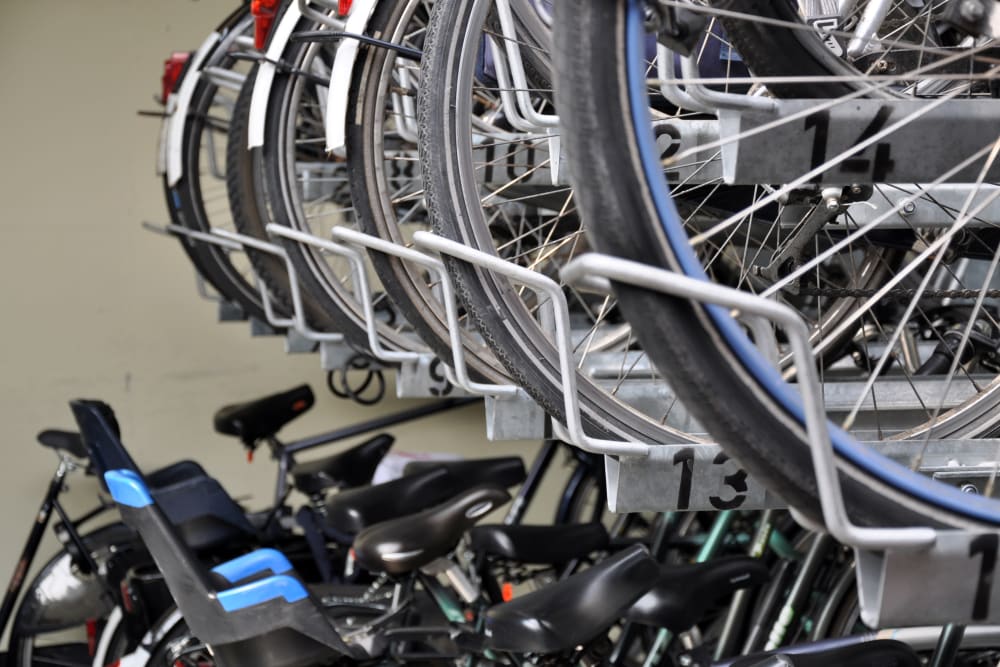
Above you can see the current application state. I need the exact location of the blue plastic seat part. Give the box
[212,548,294,583]
[216,575,309,612]
[105,469,153,508]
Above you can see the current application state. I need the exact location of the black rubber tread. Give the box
[345,0,509,385]
[226,65,295,321]
[418,0,693,443]
[553,0,985,530]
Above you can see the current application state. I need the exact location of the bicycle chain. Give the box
[792,287,1000,300]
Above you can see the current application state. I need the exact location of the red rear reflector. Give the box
[292,399,308,411]
[86,618,98,656]
[161,52,190,105]
[338,0,353,16]
[251,0,282,50]
[247,449,254,463]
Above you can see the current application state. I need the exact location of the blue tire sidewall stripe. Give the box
[622,0,1000,525]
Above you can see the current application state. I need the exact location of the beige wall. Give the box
[0,0,563,642]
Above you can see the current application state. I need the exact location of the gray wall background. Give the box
[0,0,563,644]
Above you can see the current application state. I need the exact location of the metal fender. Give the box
[164,31,221,187]
[12,522,138,636]
[325,0,381,156]
[247,2,304,149]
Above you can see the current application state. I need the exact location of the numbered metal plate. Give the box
[606,444,782,513]
[858,531,1000,626]
[607,439,1000,513]
[720,99,1000,185]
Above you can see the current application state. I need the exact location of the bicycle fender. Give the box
[12,522,137,636]
[247,2,304,149]
[165,31,221,187]
[325,0,381,156]
[155,95,177,177]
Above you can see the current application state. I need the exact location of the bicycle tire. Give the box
[226,64,301,323]
[418,0,702,444]
[169,10,271,323]
[262,13,419,353]
[345,0,510,385]
[552,0,1000,529]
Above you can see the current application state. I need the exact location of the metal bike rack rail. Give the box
[560,252,1000,628]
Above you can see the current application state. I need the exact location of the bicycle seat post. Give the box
[269,436,291,509]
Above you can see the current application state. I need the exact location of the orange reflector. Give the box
[501,582,514,602]
[292,399,308,411]
[247,449,254,463]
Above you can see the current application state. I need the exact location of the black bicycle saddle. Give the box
[290,433,394,495]
[483,543,660,654]
[37,430,88,460]
[403,457,526,488]
[352,484,511,575]
[728,640,921,667]
[468,523,609,565]
[324,457,525,539]
[213,384,314,446]
[626,556,770,633]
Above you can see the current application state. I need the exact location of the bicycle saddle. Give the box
[483,543,660,654]
[213,384,314,446]
[729,640,921,667]
[290,433,394,495]
[353,484,511,575]
[324,456,526,539]
[626,556,770,633]
[36,429,88,460]
[468,523,609,565]
[403,456,527,488]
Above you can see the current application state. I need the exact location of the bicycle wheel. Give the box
[418,0,706,443]
[168,9,271,323]
[9,523,137,667]
[553,0,1000,528]
[345,0,515,385]
[262,12,422,354]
